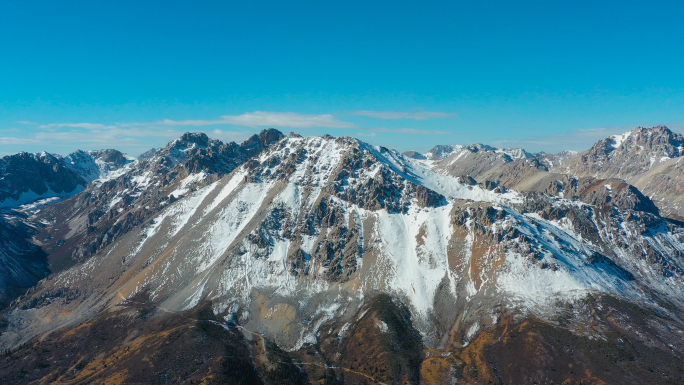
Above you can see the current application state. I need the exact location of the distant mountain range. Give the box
[0,126,683,384]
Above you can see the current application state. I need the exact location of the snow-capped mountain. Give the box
[420,126,684,222]
[553,126,684,221]
[0,149,135,208]
[29,129,285,270]
[556,125,684,177]
[0,152,86,207]
[62,149,135,183]
[1,128,684,384]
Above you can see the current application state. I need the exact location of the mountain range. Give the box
[0,126,683,384]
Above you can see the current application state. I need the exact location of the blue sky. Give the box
[1,0,683,156]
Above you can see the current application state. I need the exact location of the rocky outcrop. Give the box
[424,144,540,181]
[3,132,684,358]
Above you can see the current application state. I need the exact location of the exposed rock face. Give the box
[3,132,684,357]
[419,129,674,219]
[1,293,682,384]
[474,158,660,215]
[137,147,158,159]
[401,150,427,160]
[422,143,536,163]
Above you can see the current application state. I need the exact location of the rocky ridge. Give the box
[31,129,285,271]
[416,126,684,221]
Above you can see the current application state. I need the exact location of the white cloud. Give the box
[38,122,118,130]
[0,137,44,145]
[150,111,358,129]
[210,129,256,143]
[34,128,179,144]
[370,127,452,135]
[15,111,358,155]
[351,111,456,120]
[26,111,358,133]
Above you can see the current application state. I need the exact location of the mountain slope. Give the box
[418,127,682,221]
[0,210,49,310]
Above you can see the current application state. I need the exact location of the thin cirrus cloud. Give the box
[7,111,361,155]
[369,127,452,135]
[37,122,119,130]
[351,111,456,121]
[146,111,358,129]
[0,137,44,145]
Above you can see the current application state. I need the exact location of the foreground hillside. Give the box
[1,127,683,384]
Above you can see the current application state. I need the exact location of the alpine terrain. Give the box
[1,126,684,384]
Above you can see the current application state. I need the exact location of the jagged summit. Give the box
[171,132,212,148]
[586,125,684,158]
[238,128,285,157]
[402,150,427,160]
[0,148,139,207]
[168,129,284,152]
[549,125,684,221]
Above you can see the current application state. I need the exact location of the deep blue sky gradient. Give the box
[1,1,683,155]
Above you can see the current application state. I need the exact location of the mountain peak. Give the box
[239,128,285,157]
[258,128,285,144]
[173,132,212,148]
[601,125,683,154]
